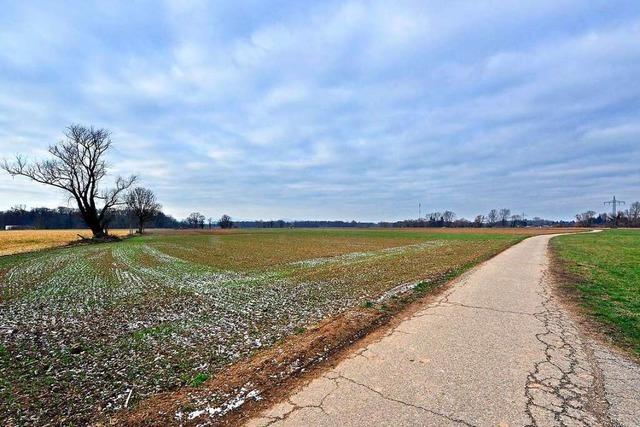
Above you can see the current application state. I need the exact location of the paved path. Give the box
[247,234,640,426]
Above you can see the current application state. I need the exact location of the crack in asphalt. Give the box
[523,270,615,427]
[258,378,339,426]
[257,373,477,427]
[415,272,539,319]
[442,300,538,317]
[334,374,477,426]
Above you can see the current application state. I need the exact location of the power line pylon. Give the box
[604,196,625,227]
[604,196,625,217]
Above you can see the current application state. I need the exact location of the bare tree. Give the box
[498,208,511,226]
[427,212,442,226]
[629,202,640,227]
[442,210,456,225]
[575,210,596,227]
[2,125,136,238]
[126,187,161,234]
[218,214,233,229]
[187,212,205,228]
[487,209,498,227]
[474,214,485,227]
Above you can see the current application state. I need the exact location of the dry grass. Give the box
[0,229,130,256]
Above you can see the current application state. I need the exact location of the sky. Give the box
[0,1,639,222]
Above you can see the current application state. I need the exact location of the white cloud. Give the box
[0,1,638,220]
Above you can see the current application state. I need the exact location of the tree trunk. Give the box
[90,224,106,238]
[136,214,145,234]
[82,211,106,238]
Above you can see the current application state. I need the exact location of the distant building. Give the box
[4,225,35,230]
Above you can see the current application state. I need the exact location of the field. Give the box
[0,227,575,425]
[0,229,130,256]
[552,229,640,356]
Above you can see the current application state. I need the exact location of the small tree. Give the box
[474,215,485,227]
[2,125,136,238]
[126,187,161,234]
[218,214,233,229]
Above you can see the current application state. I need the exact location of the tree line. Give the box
[575,203,640,227]
[0,205,240,232]
[183,212,234,229]
[234,220,377,228]
[381,209,571,228]
[0,205,180,231]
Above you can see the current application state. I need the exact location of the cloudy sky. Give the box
[0,1,639,221]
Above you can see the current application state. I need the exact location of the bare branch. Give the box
[125,186,161,233]
[1,125,136,238]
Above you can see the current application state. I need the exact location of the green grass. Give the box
[188,372,210,387]
[360,300,374,309]
[552,230,640,355]
[132,323,179,341]
[414,281,431,294]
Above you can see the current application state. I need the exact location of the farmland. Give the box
[0,229,129,256]
[552,229,640,356]
[1,228,573,425]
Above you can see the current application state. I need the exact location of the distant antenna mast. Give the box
[418,203,421,219]
[604,196,625,218]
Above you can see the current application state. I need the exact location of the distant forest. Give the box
[0,208,378,229]
[0,205,584,230]
[234,220,377,228]
[0,206,179,230]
